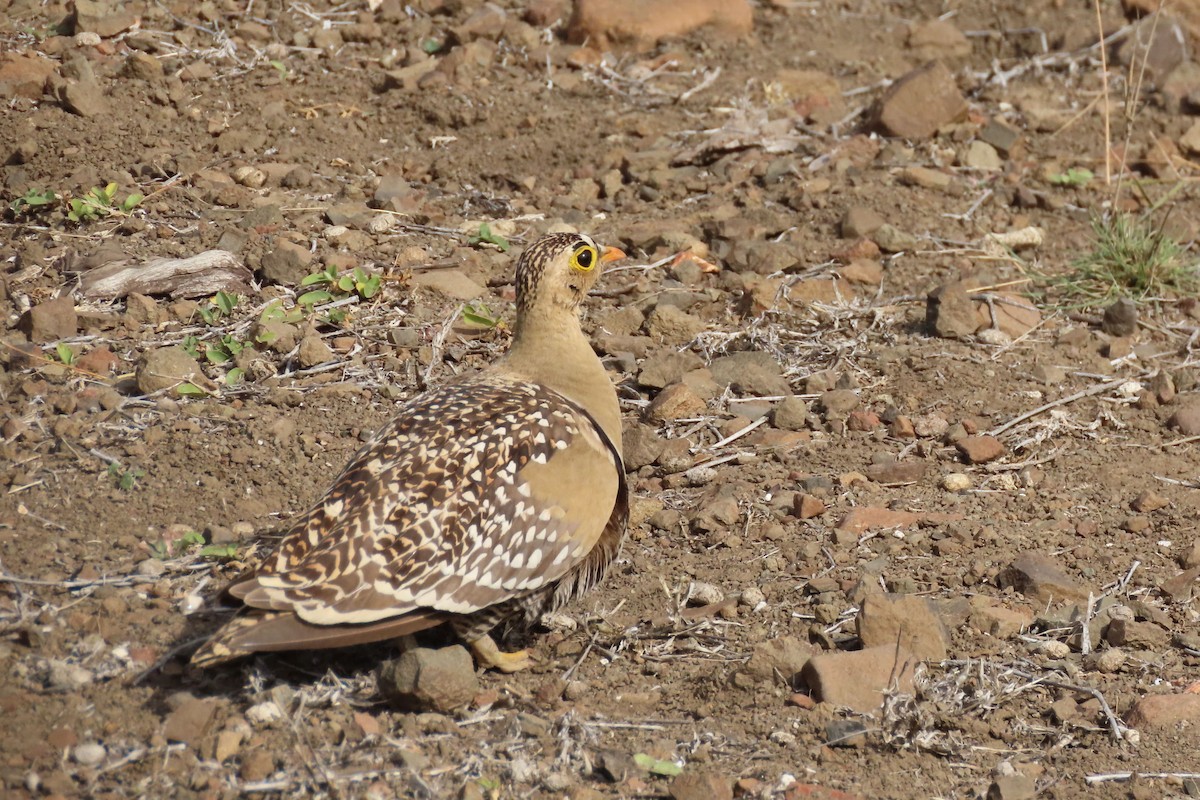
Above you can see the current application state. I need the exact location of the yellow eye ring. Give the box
[570,245,597,272]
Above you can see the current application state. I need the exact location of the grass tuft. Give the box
[1043,213,1198,308]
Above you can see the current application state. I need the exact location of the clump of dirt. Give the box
[3,0,1200,798]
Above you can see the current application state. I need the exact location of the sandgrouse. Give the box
[192,232,629,672]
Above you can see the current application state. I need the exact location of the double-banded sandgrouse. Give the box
[192,232,629,672]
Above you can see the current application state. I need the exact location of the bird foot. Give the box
[468,635,534,673]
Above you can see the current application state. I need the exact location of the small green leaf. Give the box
[199,543,239,559]
[632,754,683,777]
[205,345,231,364]
[215,291,238,315]
[337,275,356,292]
[55,342,76,365]
[181,335,203,358]
[1049,167,1094,187]
[226,367,245,386]
[360,275,381,299]
[177,382,207,396]
[299,289,334,306]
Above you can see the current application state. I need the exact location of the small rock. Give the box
[997,552,1091,604]
[825,719,869,748]
[135,347,204,396]
[912,413,950,438]
[865,461,925,483]
[873,60,967,139]
[622,423,666,469]
[687,582,724,606]
[963,140,1002,170]
[253,320,300,354]
[1182,539,1200,569]
[123,51,163,80]
[978,119,1023,155]
[987,774,1037,800]
[1167,404,1200,435]
[47,661,94,691]
[927,281,978,338]
[59,80,108,117]
[567,0,753,50]
[771,395,809,430]
[956,435,1005,464]
[646,382,707,422]
[1102,297,1138,336]
[793,494,825,519]
[846,410,881,431]
[857,593,949,661]
[73,0,138,37]
[1029,364,1066,385]
[646,304,705,344]
[0,53,57,100]
[739,586,765,608]
[899,166,954,190]
[735,636,813,685]
[638,350,703,389]
[800,646,917,713]
[669,770,733,800]
[942,473,972,491]
[1084,647,1126,673]
[1125,693,1200,730]
[1105,619,1169,650]
[163,698,219,748]
[840,207,885,239]
[72,742,106,767]
[969,599,1033,638]
[1131,489,1169,513]
[245,701,285,725]
[907,19,971,59]
[135,558,166,576]
[872,224,920,253]
[818,389,859,416]
[378,646,479,713]
[411,269,486,301]
[296,335,334,369]
[259,240,313,286]
[8,138,37,164]
[1116,13,1189,86]
[19,295,78,342]
[1160,567,1200,602]
[708,351,789,396]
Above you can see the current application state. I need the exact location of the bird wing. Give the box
[225,373,623,628]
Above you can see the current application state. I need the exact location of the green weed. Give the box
[468,222,510,252]
[461,303,501,329]
[197,291,239,325]
[108,462,145,491]
[54,343,77,366]
[66,182,144,223]
[1043,213,1198,308]
[9,188,58,216]
[1048,167,1094,187]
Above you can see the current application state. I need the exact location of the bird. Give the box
[191,232,629,673]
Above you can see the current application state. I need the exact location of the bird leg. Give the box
[468,634,534,673]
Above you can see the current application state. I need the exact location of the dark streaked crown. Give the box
[514,232,596,313]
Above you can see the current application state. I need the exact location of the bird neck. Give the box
[505,308,622,449]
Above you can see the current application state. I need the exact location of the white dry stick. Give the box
[1086,773,1200,786]
[1080,592,1095,655]
[988,376,1136,437]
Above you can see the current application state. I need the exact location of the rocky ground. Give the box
[3,0,1200,798]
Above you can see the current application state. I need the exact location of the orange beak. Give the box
[600,245,626,263]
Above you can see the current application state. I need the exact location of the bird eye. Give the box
[572,246,596,271]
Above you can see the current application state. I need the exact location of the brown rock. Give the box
[1125,693,1200,731]
[771,396,809,430]
[980,293,1041,338]
[708,351,789,396]
[987,775,1037,800]
[1159,566,1200,602]
[836,507,946,535]
[1101,297,1138,336]
[1115,13,1189,86]
[818,389,859,416]
[736,636,813,685]
[74,346,119,375]
[622,423,667,470]
[873,61,967,139]
[968,598,1033,638]
[163,698,218,748]
[1105,619,1170,650]
[567,0,752,50]
[378,646,479,713]
[793,494,825,519]
[1132,489,1169,513]
[59,80,107,118]
[927,281,979,338]
[865,461,926,483]
[840,207,885,239]
[646,304,705,344]
[73,0,139,37]
[846,410,880,431]
[857,594,949,661]
[0,53,57,99]
[296,334,334,368]
[123,51,164,81]
[786,277,855,304]
[646,382,708,422]
[19,295,78,342]
[997,552,1091,604]
[838,259,883,285]
[135,347,205,396]
[906,19,971,60]
[259,239,315,286]
[670,770,734,800]
[1182,539,1200,569]
[800,646,917,713]
[1167,404,1200,435]
[956,435,1005,464]
[638,350,704,389]
[889,415,916,438]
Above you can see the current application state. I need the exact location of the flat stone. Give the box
[135,347,204,395]
[378,646,479,713]
[73,0,139,37]
[670,771,733,800]
[411,269,486,301]
[997,552,1091,604]
[163,698,219,748]
[1125,693,1200,731]
[800,646,917,713]
[956,435,1005,464]
[1168,404,1200,435]
[734,636,814,685]
[818,389,859,416]
[708,351,788,396]
[987,775,1037,800]
[873,61,967,139]
[872,224,920,253]
[857,593,949,661]
[906,19,971,59]
[0,53,57,99]
[622,423,666,469]
[259,240,314,286]
[646,382,707,422]
[793,494,825,519]
[836,507,962,536]
[646,304,705,344]
[968,598,1033,638]
[567,0,753,50]
[296,335,334,368]
[841,207,885,239]
[963,140,1002,170]
[865,461,926,483]
[899,166,954,190]
[1116,13,1189,86]
[59,80,107,118]
[19,295,78,342]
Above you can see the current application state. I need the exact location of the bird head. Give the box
[515,232,625,314]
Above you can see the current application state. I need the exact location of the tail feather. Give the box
[190,609,447,667]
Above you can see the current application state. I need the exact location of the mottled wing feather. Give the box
[226,373,619,627]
